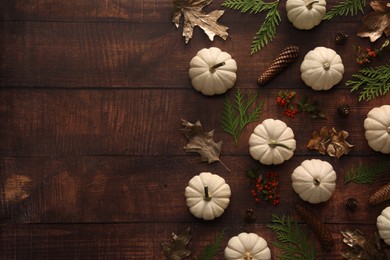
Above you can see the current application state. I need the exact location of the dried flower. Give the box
[307,126,354,158]
[247,169,280,206]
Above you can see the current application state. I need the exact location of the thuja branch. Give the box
[268,214,317,259]
[346,65,390,101]
[222,0,281,54]
[345,161,390,184]
[323,0,366,20]
[220,88,264,146]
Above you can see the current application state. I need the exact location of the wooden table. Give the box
[1,0,389,259]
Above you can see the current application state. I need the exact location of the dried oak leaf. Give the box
[357,0,390,42]
[172,0,229,43]
[307,126,354,159]
[181,119,229,171]
[162,227,192,260]
[341,230,388,260]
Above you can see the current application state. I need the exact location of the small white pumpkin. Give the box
[189,47,237,96]
[300,47,344,90]
[291,159,337,204]
[364,105,390,154]
[377,206,390,246]
[224,232,271,260]
[286,0,326,30]
[185,172,231,220]
[249,119,296,165]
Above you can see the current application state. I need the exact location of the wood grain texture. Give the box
[1,0,390,259]
[0,222,387,259]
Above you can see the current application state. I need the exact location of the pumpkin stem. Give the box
[268,140,292,150]
[387,126,390,134]
[209,61,226,73]
[313,178,321,186]
[323,62,331,70]
[244,252,252,260]
[204,185,212,201]
[306,0,319,9]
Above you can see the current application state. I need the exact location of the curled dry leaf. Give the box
[357,0,390,42]
[341,229,388,260]
[172,0,229,43]
[307,126,354,158]
[181,119,230,171]
[162,227,192,260]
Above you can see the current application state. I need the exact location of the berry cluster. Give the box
[355,39,389,65]
[276,90,298,118]
[250,172,280,206]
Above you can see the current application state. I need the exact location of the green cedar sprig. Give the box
[222,0,281,54]
[195,229,226,260]
[323,0,366,20]
[268,214,317,260]
[220,88,264,146]
[346,65,390,101]
[344,161,390,184]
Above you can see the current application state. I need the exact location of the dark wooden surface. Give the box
[1,0,389,259]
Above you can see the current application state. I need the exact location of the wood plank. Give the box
[0,88,388,156]
[1,0,365,22]
[1,222,389,259]
[2,18,384,88]
[1,156,389,224]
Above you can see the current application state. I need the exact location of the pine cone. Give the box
[257,45,299,86]
[337,103,350,117]
[335,33,348,45]
[295,204,334,251]
[369,182,390,206]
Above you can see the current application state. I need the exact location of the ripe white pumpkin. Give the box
[377,206,390,246]
[189,47,237,96]
[300,47,344,90]
[249,119,296,165]
[185,172,231,220]
[224,232,271,260]
[364,105,390,154]
[291,159,337,204]
[286,0,327,30]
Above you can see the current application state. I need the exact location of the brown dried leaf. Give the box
[357,0,390,42]
[181,119,229,171]
[307,127,354,159]
[341,230,388,260]
[162,227,192,260]
[172,0,229,43]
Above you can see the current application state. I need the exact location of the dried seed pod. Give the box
[295,204,334,251]
[346,198,358,211]
[337,103,350,117]
[335,33,348,45]
[369,182,390,206]
[257,45,299,86]
[244,208,256,223]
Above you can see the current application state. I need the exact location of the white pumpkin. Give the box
[249,119,296,165]
[364,105,390,154]
[189,47,237,96]
[185,172,231,220]
[291,159,337,204]
[224,232,271,260]
[377,206,390,245]
[286,0,326,30]
[300,47,344,90]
